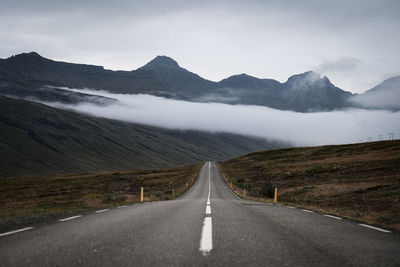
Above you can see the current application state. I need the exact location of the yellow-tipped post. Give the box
[274,187,278,203]
[140,186,144,202]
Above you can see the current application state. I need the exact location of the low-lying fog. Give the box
[46,88,400,146]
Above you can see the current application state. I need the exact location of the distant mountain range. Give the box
[0,95,281,178]
[1,52,397,112]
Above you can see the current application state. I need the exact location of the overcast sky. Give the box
[1,0,399,93]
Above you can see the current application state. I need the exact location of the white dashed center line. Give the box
[58,215,83,222]
[199,161,213,256]
[206,205,211,215]
[0,227,34,237]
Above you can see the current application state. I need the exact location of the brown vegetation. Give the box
[218,141,400,230]
[0,163,202,218]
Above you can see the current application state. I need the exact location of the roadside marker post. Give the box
[243,188,246,197]
[172,188,175,199]
[274,188,278,203]
[140,186,144,202]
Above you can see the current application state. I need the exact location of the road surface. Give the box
[1,162,399,266]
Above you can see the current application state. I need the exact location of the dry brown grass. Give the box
[218,141,400,230]
[0,163,203,218]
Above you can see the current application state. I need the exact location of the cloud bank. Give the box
[46,89,400,146]
[348,77,400,109]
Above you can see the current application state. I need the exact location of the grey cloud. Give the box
[43,88,400,146]
[316,57,364,73]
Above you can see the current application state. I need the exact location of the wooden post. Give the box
[243,188,246,197]
[274,187,278,203]
[172,188,175,200]
[140,186,144,202]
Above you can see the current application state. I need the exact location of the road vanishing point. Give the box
[1,162,399,266]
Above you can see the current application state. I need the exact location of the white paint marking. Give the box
[0,227,34,237]
[58,215,83,222]
[359,224,391,233]
[95,209,110,213]
[199,217,213,255]
[117,205,127,208]
[302,209,314,213]
[286,206,295,209]
[324,214,342,220]
[206,205,211,215]
[207,200,210,205]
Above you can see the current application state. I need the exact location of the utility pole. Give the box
[389,133,394,141]
[379,134,383,141]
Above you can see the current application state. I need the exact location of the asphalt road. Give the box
[1,161,399,266]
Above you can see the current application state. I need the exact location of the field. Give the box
[0,162,202,230]
[218,141,400,230]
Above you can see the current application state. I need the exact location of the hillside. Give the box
[218,141,400,230]
[0,95,280,178]
[0,52,357,112]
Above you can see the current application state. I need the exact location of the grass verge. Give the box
[218,141,400,231]
[0,162,203,219]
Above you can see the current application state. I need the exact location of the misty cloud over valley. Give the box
[45,88,400,146]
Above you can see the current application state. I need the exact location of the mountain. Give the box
[136,55,215,98]
[348,76,400,110]
[0,51,363,112]
[212,71,352,111]
[0,95,281,178]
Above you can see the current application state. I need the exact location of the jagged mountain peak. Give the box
[141,55,180,69]
[4,51,46,62]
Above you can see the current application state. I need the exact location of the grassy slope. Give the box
[218,141,400,230]
[0,162,202,219]
[0,95,280,177]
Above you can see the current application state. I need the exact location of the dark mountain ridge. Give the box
[0,51,394,112]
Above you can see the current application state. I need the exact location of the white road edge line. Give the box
[58,215,83,222]
[286,206,295,209]
[117,205,127,208]
[0,227,34,237]
[302,209,314,213]
[324,214,342,220]
[95,209,110,213]
[359,224,391,233]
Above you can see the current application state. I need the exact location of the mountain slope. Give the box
[0,52,356,112]
[0,96,280,178]
[348,76,400,110]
